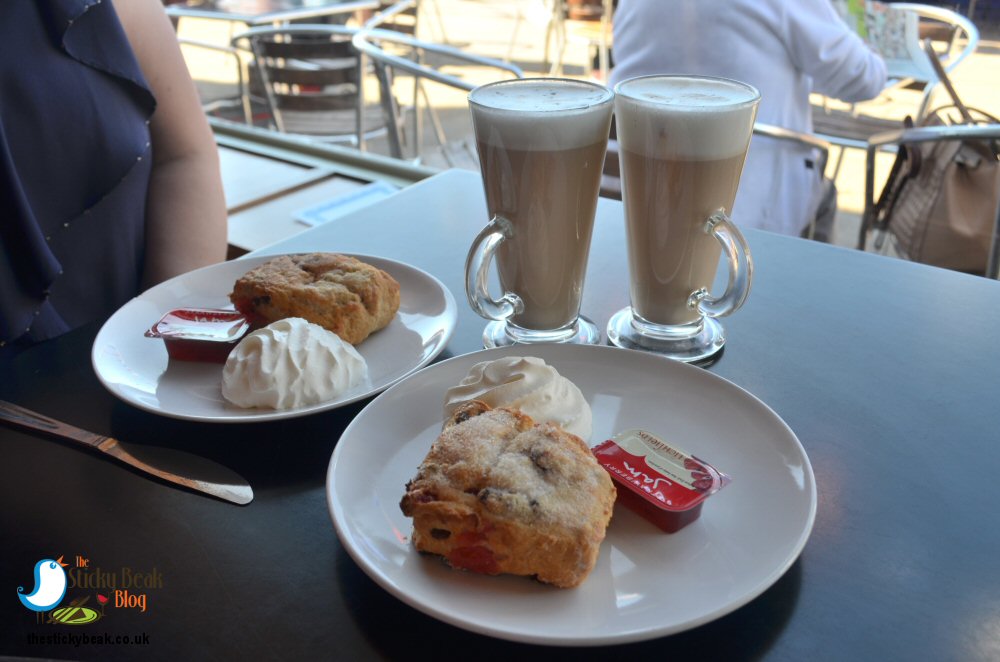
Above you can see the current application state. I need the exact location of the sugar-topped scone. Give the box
[400,401,615,588]
[229,253,399,345]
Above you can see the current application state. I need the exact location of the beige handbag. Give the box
[872,109,1000,273]
[871,43,1000,274]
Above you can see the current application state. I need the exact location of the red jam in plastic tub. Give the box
[144,308,250,363]
[592,429,731,533]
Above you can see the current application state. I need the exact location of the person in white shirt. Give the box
[609,0,887,237]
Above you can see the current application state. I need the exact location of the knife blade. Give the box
[0,399,253,505]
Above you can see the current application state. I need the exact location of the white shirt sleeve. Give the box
[782,0,888,102]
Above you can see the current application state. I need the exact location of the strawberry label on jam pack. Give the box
[592,429,731,533]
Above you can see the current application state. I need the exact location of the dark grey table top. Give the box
[3,169,999,660]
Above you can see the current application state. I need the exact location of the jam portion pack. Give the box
[593,429,731,533]
[145,308,249,363]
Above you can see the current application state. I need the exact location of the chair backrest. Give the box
[814,3,979,158]
[370,0,419,36]
[891,3,979,76]
[232,25,380,141]
[352,5,524,163]
[601,124,832,238]
[833,2,978,84]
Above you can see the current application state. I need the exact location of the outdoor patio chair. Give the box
[877,2,979,118]
[230,25,391,148]
[359,0,419,36]
[359,1,424,157]
[504,0,613,79]
[814,2,980,177]
[354,0,450,42]
[545,0,614,81]
[351,19,523,167]
[177,38,255,126]
[601,123,833,240]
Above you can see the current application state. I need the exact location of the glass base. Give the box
[606,307,725,363]
[482,316,601,348]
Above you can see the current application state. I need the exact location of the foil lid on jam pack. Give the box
[145,308,250,363]
[592,429,731,533]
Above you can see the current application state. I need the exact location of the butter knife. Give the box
[0,400,253,505]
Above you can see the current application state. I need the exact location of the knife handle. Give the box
[0,400,108,449]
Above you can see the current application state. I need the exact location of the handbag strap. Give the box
[873,117,922,230]
[922,38,975,124]
[920,39,1000,155]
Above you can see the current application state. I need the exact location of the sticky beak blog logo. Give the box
[17,557,68,614]
[17,554,162,626]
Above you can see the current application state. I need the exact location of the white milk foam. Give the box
[470,79,613,152]
[614,76,759,160]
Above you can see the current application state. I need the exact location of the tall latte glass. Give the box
[465,78,614,348]
[608,75,759,363]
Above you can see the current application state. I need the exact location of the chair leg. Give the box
[549,20,567,75]
[412,56,423,161]
[597,40,609,81]
[417,81,451,166]
[543,20,554,72]
[463,140,479,167]
[828,144,848,181]
[544,2,567,75]
[374,62,404,159]
[988,197,1000,279]
[424,0,450,44]
[506,9,523,63]
[916,83,940,122]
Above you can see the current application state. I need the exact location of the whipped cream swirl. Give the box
[443,356,592,440]
[222,317,368,409]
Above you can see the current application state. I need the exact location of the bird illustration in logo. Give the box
[17,556,69,612]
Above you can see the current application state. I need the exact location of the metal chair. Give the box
[177,38,255,126]
[354,0,450,43]
[231,25,390,147]
[358,0,420,36]
[544,0,614,81]
[753,124,833,241]
[601,123,833,240]
[814,2,980,177]
[352,6,523,166]
[359,1,423,157]
[880,3,979,119]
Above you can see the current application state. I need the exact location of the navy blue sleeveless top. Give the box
[0,0,156,349]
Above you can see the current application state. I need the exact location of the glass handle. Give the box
[689,210,754,318]
[465,215,524,321]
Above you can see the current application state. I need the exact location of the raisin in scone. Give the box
[400,401,615,588]
[229,253,399,344]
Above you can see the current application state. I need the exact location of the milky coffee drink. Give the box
[616,76,758,326]
[470,79,613,332]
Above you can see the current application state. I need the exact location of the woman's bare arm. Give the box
[112,0,228,289]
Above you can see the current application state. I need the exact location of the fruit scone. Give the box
[230,253,399,345]
[400,401,616,588]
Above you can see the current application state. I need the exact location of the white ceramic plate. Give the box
[327,344,816,645]
[92,254,457,422]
